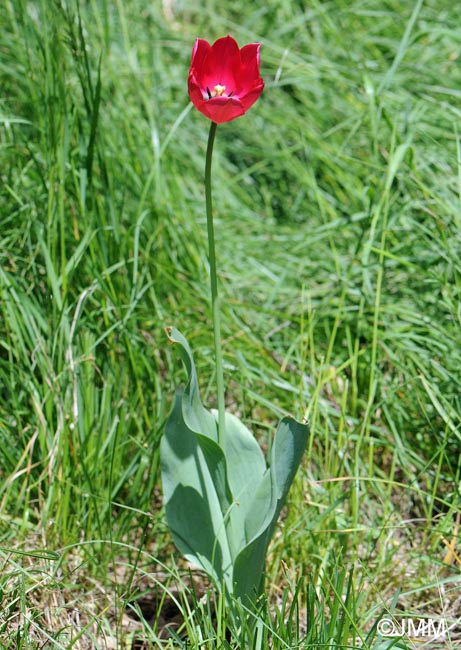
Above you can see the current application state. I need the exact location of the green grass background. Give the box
[1,0,460,647]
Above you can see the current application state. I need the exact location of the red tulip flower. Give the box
[188,35,264,124]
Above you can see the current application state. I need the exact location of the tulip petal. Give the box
[188,34,264,123]
[201,35,241,93]
[239,79,265,113]
[200,97,245,124]
[240,43,262,84]
[190,38,211,74]
[188,70,207,106]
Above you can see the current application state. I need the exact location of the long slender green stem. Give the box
[205,121,225,444]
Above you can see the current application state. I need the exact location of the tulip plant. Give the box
[161,36,310,611]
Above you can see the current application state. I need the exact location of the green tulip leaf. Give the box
[161,328,311,606]
[161,389,233,587]
[272,416,310,516]
[167,327,218,442]
[232,416,310,603]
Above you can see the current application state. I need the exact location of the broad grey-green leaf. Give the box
[165,327,232,515]
[232,416,310,604]
[219,410,267,550]
[271,416,309,517]
[161,328,310,607]
[241,416,309,546]
[232,529,268,604]
[161,390,233,588]
[221,411,266,500]
[166,327,218,442]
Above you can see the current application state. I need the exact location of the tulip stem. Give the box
[205,121,226,445]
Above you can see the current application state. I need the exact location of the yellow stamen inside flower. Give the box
[213,84,226,97]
